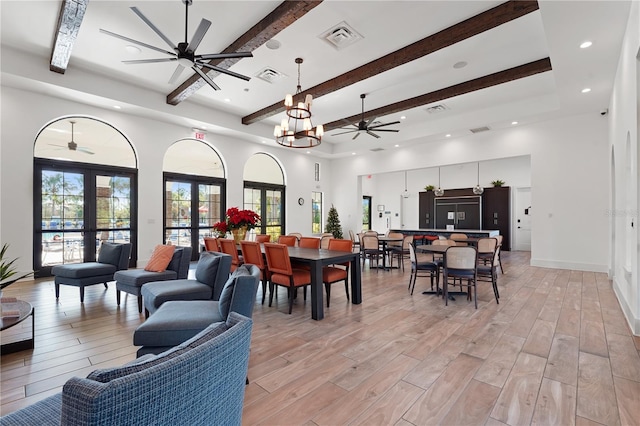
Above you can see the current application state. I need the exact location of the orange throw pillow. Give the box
[144,245,176,272]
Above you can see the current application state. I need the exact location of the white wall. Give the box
[609,1,639,334]
[331,112,609,273]
[0,86,331,268]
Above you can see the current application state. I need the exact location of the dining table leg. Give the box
[350,254,362,304]
[309,260,324,320]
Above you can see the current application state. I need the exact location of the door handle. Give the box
[518,226,521,229]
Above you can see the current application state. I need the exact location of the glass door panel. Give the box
[96,175,132,256]
[197,184,222,248]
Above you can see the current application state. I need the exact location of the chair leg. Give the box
[116,290,121,306]
[103,283,108,289]
[344,280,350,301]
[288,288,295,314]
[137,295,143,313]
[79,287,85,303]
[268,283,275,307]
[145,309,150,319]
[261,278,267,305]
[55,283,60,299]
[325,283,331,307]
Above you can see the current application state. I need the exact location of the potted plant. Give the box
[424,185,435,191]
[1,243,33,290]
[491,179,505,187]
[225,207,261,243]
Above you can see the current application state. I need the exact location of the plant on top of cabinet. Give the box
[424,185,435,191]
[491,180,505,187]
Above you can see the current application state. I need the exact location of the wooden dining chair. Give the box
[449,233,469,246]
[240,241,269,304]
[255,234,271,243]
[203,236,220,252]
[263,243,311,314]
[443,246,478,308]
[360,235,383,271]
[320,233,333,249]
[390,234,413,271]
[218,238,244,272]
[348,230,360,252]
[476,238,500,304]
[322,238,353,307]
[408,243,439,295]
[277,235,297,247]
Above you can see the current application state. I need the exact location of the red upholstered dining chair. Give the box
[277,235,298,247]
[203,236,220,252]
[218,238,244,272]
[255,234,271,243]
[240,241,269,304]
[298,237,321,249]
[322,238,353,307]
[263,243,311,314]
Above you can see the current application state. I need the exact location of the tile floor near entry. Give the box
[1,251,639,425]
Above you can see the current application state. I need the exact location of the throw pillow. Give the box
[195,251,221,286]
[218,265,252,319]
[87,322,229,383]
[97,242,123,266]
[144,245,176,272]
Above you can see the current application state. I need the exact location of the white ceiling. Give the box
[0,0,632,158]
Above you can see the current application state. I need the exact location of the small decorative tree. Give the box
[325,205,343,239]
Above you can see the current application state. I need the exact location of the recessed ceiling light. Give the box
[266,39,281,50]
[580,41,592,49]
[224,98,231,102]
[453,61,468,69]
[511,121,518,125]
[351,152,356,155]
[400,116,406,120]
[581,88,591,93]
[445,134,451,138]
[261,140,267,144]
[125,45,141,54]
[394,144,399,148]
[113,105,121,109]
[306,151,311,154]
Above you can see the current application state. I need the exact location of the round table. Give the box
[1,299,35,354]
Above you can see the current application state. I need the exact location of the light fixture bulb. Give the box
[434,187,445,197]
[473,185,484,195]
[284,94,293,107]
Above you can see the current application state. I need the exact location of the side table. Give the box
[1,300,35,355]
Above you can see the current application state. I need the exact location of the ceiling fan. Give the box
[333,94,400,140]
[49,121,94,155]
[99,0,253,91]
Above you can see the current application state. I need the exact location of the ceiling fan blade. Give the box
[188,19,212,52]
[370,129,400,132]
[192,66,221,90]
[122,58,177,64]
[332,129,358,136]
[47,143,66,149]
[368,121,401,129]
[366,131,381,139]
[366,117,378,127]
[340,119,356,127]
[77,147,95,155]
[198,62,251,81]
[169,64,186,84]
[352,132,361,140]
[130,6,176,50]
[197,52,253,60]
[99,29,175,56]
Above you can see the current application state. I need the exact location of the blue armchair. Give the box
[52,242,132,303]
[0,313,253,426]
[114,246,192,312]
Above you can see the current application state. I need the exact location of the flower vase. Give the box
[231,226,248,244]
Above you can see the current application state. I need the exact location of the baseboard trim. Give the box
[530,258,608,273]
[612,276,639,336]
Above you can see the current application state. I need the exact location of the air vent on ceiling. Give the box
[469,126,491,133]
[425,104,449,114]
[319,21,363,50]
[370,148,385,152]
[255,67,285,84]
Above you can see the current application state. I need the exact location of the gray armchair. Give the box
[115,246,192,312]
[52,242,132,303]
[141,251,232,317]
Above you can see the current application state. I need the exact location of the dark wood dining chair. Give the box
[263,243,311,314]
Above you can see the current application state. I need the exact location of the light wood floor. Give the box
[1,251,639,425]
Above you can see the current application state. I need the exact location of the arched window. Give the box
[163,139,226,258]
[33,116,137,277]
[243,153,285,240]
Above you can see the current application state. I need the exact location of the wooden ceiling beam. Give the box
[322,58,552,132]
[166,1,322,106]
[50,0,89,74]
[242,0,539,125]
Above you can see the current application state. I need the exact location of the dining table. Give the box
[377,236,403,270]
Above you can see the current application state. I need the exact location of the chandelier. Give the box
[274,58,323,148]
[434,167,445,196]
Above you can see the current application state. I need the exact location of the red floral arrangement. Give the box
[225,207,261,231]
[211,221,228,237]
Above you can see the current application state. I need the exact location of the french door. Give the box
[244,182,284,240]
[163,173,225,260]
[34,160,137,277]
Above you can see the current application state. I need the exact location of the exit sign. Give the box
[194,131,205,140]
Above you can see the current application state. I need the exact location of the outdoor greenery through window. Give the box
[244,185,283,241]
[362,196,372,230]
[312,191,322,233]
